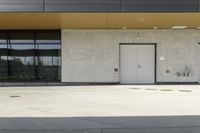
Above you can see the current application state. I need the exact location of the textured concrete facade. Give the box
[62,29,200,83]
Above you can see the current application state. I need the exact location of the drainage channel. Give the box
[9,95,21,98]
[129,88,192,92]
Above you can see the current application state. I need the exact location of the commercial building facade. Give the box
[0,0,200,85]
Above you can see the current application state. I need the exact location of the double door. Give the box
[120,44,155,84]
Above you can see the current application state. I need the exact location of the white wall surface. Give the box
[62,29,200,83]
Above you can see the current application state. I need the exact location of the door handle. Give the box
[137,64,142,68]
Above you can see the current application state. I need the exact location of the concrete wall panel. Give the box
[62,29,200,83]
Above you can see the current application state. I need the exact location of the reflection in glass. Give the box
[0,33,8,80]
[36,32,61,81]
[0,31,61,82]
[8,32,35,81]
[0,55,8,80]
[36,32,61,44]
[10,32,34,44]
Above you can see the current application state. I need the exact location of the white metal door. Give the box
[120,45,138,84]
[120,44,155,84]
[137,45,155,83]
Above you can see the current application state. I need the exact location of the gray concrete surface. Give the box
[0,85,200,133]
[62,29,200,83]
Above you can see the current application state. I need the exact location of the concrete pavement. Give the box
[0,85,200,132]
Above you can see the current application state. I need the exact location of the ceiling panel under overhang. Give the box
[0,13,199,29]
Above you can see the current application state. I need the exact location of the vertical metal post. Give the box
[43,0,45,12]
[199,0,200,12]
[121,0,123,12]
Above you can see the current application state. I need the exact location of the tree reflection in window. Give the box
[0,30,61,82]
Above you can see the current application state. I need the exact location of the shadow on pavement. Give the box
[0,116,200,133]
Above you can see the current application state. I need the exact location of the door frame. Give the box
[198,43,200,83]
[119,43,157,84]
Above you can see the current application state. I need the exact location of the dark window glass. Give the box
[8,32,35,81]
[8,43,35,81]
[10,32,34,44]
[36,32,61,81]
[0,33,7,44]
[0,30,61,82]
[0,55,8,80]
[0,33,8,80]
[36,32,61,44]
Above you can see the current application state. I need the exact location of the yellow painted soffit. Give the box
[0,13,199,29]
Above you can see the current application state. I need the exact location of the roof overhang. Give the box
[0,13,200,29]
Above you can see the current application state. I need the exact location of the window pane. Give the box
[0,33,6,44]
[9,56,35,81]
[0,40,8,80]
[36,32,60,44]
[36,43,61,81]
[0,56,8,80]
[9,32,35,80]
[10,32,34,44]
[0,30,61,82]
[0,44,7,56]
[8,43,35,81]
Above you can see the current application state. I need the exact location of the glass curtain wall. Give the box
[0,30,61,82]
[36,32,61,81]
[0,33,8,80]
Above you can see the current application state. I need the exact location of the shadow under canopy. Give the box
[0,116,200,133]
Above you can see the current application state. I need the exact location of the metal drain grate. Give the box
[10,95,20,98]
[179,90,192,92]
[129,88,141,90]
[160,89,174,92]
[146,88,158,91]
